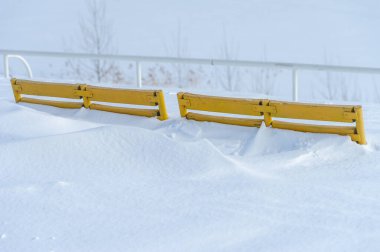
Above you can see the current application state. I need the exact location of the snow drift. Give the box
[0,80,380,251]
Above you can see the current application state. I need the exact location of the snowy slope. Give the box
[0,79,380,251]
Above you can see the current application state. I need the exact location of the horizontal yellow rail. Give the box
[20,97,83,109]
[269,100,357,123]
[89,103,159,117]
[272,120,356,135]
[179,92,266,116]
[269,101,365,144]
[177,92,366,145]
[83,85,168,120]
[186,112,263,127]
[11,79,80,105]
[10,78,168,120]
[9,79,366,144]
[177,92,268,128]
[12,79,82,99]
[85,85,159,106]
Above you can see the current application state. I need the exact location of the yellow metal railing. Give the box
[11,78,84,109]
[10,78,168,120]
[177,92,269,127]
[267,100,366,144]
[10,79,366,144]
[177,92,366,144]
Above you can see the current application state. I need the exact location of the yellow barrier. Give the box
[11,78,83,108]
[11,78,168,120]
[177,92,366,144]
[10,79,366,143]
[177,92,270,127]
[268,100,366,144]
[82,85,168,120]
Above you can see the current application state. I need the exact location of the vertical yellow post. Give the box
[156,90,168,120]
[177,92,188,117]
[10,78,22,102]
[263,100,273,127]
[80,84,91,109]
[355,106,366,145]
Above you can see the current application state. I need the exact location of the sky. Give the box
[2,0,380,67]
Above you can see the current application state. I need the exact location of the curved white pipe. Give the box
[5,54,33,79]
[1,49,380,74]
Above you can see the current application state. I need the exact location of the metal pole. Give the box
[4,54,9,79]
[2,49,380,74]
[136,61,142,88]
[292,68,298,101]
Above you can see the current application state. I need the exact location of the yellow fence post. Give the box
[10,78,21,102]
[79,84,91,109]
[156,90,168,121]
[177,92,188,117]
[262,100,273,127]
[354,106,366,144]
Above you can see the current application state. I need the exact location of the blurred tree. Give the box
[216,27,241,91]
[65,0,124,83]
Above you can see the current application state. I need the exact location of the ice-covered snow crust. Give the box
[0,84,379,252]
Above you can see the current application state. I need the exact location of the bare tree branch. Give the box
[65,0,124,83]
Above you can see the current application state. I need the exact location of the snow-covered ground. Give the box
[0,79,380,251]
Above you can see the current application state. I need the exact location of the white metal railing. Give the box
[2,49,380,101]
[3,54,33,79]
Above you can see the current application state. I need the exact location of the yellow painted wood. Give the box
[176,91,366,145]
[79,84,91,109]
[186,112,263,127]
[86,85,159,106]
[90,103,158,117]
[177,92,266,127]
[177,92,188,117]
[11,78,21,102]
[10,79,169,121]
[156,90,168,121]
[87,86,167,120]
[20,97,83,109]
[354,106,366,144]
[10,79,366,143]
[73,89,93,98]
[271,120,356,135]
[181,93,264,116]
[350,134,361,143]
[262,100,273,127]
[269,100,358,123]
[13,79,82,99]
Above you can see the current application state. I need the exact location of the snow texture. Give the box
[0,80,379,252]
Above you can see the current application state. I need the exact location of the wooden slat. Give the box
[354,106,366,144]
[182,93,264,116]
[15,79,81,99]
[20,97,83,109]
[186,112,263,127]
[269,101,358,123]
[87,85,158,106]
[90,103,158,117]
[271,120,356,135]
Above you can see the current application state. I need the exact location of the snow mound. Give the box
[0,125,237,181]
[1,84,380,251]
